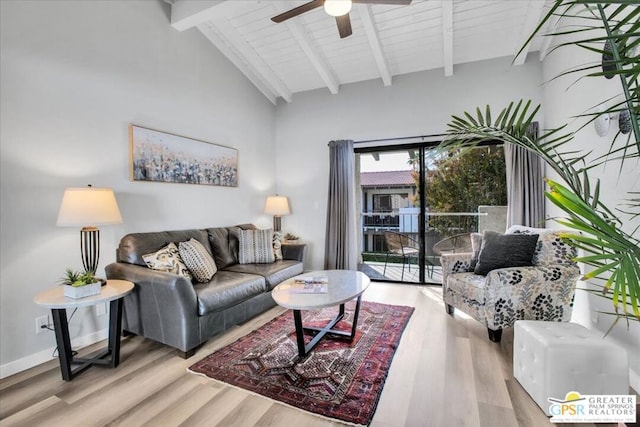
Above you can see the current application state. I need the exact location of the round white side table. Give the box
[34,279,134,381]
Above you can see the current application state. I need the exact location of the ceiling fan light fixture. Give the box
[324,0,352,17]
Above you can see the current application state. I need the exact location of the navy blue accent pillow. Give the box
[474,231,539,276]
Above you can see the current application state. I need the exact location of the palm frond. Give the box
[444,101,640,320]
[519,1,640,162]
[446,3,640,321]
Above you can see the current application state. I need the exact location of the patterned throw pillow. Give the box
[273,231,283,261]
[142,242,192,279]
[179,238,217,282]
[238,229,275,264]
[474,230,539,275]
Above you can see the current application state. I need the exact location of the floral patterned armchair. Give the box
[441,226,580,342]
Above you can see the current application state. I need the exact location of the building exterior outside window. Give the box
[361,170,417,252]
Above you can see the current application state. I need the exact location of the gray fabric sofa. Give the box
[105,224,305,358]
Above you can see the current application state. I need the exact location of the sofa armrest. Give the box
[105,262,200,352]
[440,253,472,289]
[483,263,580,330]
[282,243,306,262]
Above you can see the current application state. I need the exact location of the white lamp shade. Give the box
[56,187,123,227]
[324,0,352,17]
[264,195,290,216]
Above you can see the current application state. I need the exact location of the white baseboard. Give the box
[0,328,107,380]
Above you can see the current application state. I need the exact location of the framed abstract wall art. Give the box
[129,125,238,187]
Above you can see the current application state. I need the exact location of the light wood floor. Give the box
[0,283,625,427]
[361,261,442,284]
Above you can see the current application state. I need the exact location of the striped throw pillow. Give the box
[179,238,217,283]
[238,229,275,264]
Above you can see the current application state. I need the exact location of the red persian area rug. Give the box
[188,300,414,426]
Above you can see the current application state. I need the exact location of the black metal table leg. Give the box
[51,308,73,381]
[108,298,124,367]
[350,295,362,340]
[293,310,306,358]
[291,299,363,359]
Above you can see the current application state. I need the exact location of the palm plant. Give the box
[443,1,639,324]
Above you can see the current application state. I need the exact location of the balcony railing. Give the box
[360,210,501,282]
[360,211,488,237]
[362,212,399,229]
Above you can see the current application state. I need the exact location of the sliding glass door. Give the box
[357,148,420,283]
[422,144,507,283]
[356,142,506,285]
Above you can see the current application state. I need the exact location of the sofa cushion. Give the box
[179,238,217,282]
[142,242,192,280]
[447,272,487,304]
[474,231,538,275]
[238,229,275,264]
[224,260,303,290]
[118,229,210,266]
[206,227,237,269]
[206,225,256,269]
[193,271,266,316]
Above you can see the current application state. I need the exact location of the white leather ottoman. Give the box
[513,320,629,416]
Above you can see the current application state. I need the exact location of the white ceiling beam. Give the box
[513,0,547,66]
[441,0,453,77]
[197,23,278,105]
[284,19,340,94]
[359,5,392,86]
[170,0,225,32]
[209,16,293,103]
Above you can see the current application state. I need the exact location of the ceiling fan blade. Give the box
[335,14,352,38]
[271,0,324,23]
[352,0,412,4]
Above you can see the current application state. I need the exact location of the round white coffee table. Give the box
[34,279,134,381]
[272,270,370,358]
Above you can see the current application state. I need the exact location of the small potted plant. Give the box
[283,233,299,243]
[59,268,101,299]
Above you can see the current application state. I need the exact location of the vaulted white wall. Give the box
[0,0,276,376]
[539,19,640,389]
[275,55,544,271]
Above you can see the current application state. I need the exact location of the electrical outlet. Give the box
[95,303,107,316]
[592,310,599,324]
[35,315,49,334]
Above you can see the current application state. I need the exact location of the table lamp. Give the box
[56,185,123,275]
[264,195,290,232]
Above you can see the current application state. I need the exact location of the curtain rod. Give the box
[353,133,447,144]
[327,134,447,146]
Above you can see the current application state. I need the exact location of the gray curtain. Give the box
[504,122,545,228]
[325,140,358,270]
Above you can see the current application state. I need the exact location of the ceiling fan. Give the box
[271,0,412,39]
